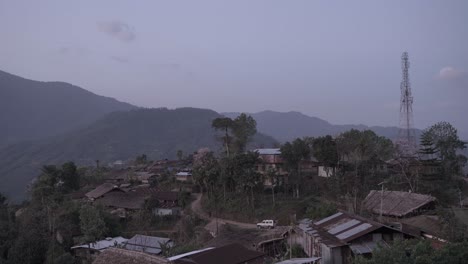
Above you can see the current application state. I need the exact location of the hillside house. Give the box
[293,212,413,264]
[171,243,267,264]
[148,159,181,174]
[318,166,336,178]
[254,148,320,185]
[91,186,181,217]
[176,171,193,182]
[124,234,173,255]
[93,248,169,264]
[95,191,147,217]
[134,171,157,184]
[71,236,127,262]
[276,258,321,264]
[85,183,124,201]
[254,148,290,186]
[151,191,181,216]
[363,190,436,218]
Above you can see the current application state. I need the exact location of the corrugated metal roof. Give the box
[349,240,387,254]
[176,172,192,176]
[71,237,127,251]
[363,190,436,217]
[93,248,169,264]
[85,183,120,199]
[328,219,361,235]
[275,257,321,264]
[167,247,215,261]
[315,212,343,225]
[304,211,400,247]
[254,148,281,155]
[336,223,373,240]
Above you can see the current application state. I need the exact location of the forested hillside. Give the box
[0,108,277,201]
[0,70,135,146]
[224,110,422,142]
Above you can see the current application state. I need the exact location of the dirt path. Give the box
[190,193,257,232]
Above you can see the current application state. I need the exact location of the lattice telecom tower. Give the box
[396,52,417,155]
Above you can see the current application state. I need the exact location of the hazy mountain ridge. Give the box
[223,110,422,142]
[0,107,277,201]
[0,69,136,146]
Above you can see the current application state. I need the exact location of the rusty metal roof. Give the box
[363,190,436,217]
[85,183,120,199]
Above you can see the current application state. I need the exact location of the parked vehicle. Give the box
[256,219,276,229]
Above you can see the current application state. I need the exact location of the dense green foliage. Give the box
[0,160,191,263]
[212,113,258,156]
[353,239,468,264]
[223,111,425,143]
[280,138,311,198]
[0,108,277,201]
[194,151,264,217]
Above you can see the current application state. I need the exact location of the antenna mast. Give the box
[396,52,417,156]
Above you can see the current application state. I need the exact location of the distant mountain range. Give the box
[0,70,135,146]
[0,70,279,201]
[0,107,277,201]
[0,70,459,201]
[223,110,422,142]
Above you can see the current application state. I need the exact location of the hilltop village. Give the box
[1,114,467,264]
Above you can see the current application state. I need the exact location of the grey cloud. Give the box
[436,66,467,80]
[110,56,130,64]
[434,67,468,93]
[97,20,136,42]
[58,46,90,56]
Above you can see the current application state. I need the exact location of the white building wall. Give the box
[318,166,335,178]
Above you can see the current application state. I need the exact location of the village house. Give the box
[85,183,123,201]
[175,171,193,182]
[92,247,169,264]
[292,211,413,264]
[87,183,181,217]
[362,190,448,246]
[363,190,436,218]
[95,191,147,217]
[124,234,173,255]
[254,148,325,185]
[151,191,181,216]
[171,243,267,264]
[254,148,288,185]
[275,258,321,264]
[134,171,157,184]
[147,159,181,174]
[71,236,127,262]
[317,166,336,178]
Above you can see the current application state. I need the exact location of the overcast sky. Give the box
[1,0,467,134]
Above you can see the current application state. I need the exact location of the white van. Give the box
[256,219,276,229]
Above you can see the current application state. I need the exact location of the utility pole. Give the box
[459,189,463,208]
[378,181,385,222]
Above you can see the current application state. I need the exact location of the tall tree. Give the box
[425,122,466,177]
[232,152,261,210]
[60,162,80,191]
[311,135,339,171]
[232,114,257,153]
[281,138,310,198]
[192,151,221,198]
[79,205,107,244]
[176,150,184,161]
[333,130,394,211]
[416,122,467,202]
[212,117,234,157]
